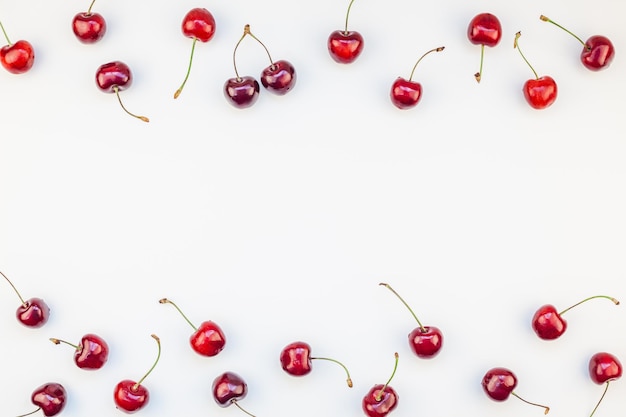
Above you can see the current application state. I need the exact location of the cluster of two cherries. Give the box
[467,12,615,110]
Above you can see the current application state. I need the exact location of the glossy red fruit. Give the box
[280,341,353,386]
[0,21,34,74]
[540,15,615,71]
[29,383,67,417]
[114,334,161,414]
[362,353,399,417]
[224,25,261,109]
[482,367,550,413]
[50,333,109,370]
[390,46,444,110]
[514,32,557,110]
[260,59,296,95]
[2,271,50,328]
[72,4,106,44]
[467,12,502,82]
[328,0,363,63]
[159,298,226,357]
[379,283,443,358]
[589,352,622,385]
[174,7,216,98]
[588,352,622,417]
[212,372,257,416]
[532,295,619,340]
[95,61,149,122]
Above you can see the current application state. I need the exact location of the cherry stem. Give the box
[379,282,426,332]
[408,46,445,81]
[232,400,256,417]
[514,32,538,80]
[112,86,149,123]
[343,0,356,33]
[0,21,12,45]
[16,408,41,417]
[0,271,27,307]
[539,15,590,51]
[511,392,550,414]
[232,25,251,80]
[375,352,399,402]
[50,338,79,350]
[589,381,610,417]
[159,298,198,331]
[559,295,619,316]
[174,37,197,99]
[475,44,485,83]
[86,0,97,14]
[310,356,353,387]
[244,25,275,67]
[133,334,161,391]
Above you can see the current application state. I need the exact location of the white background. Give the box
[1,0,625,416]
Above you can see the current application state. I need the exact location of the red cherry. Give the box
[0,21,34,74]
[72,0,106,44]
[50,333,109,370]
[588,352,622,417]
[212,371,257,416]
[328,0,363,64]
[514,32,557,110]
[390,46,444,110]
[174,7,216,99]
[532,295,619,340]
[2,271,50,328]
[113,334,161,414]
[279,341,353,386]
[23,383,67,417]
[379,283,443,358]
[467,12,502,83]
[224,25,261,109]
[482,367,550,413]
[540,15,615,71]
[95,61,149,122]
[362,352,399,417]
[159,298,226,357]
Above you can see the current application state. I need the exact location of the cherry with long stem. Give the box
[375,352,399,402]
[224,25,260,108]
[1,270,50,328]
[514,31,557,110]
[362,352,400,417]
[379,282,443,358]
[327,0,364,64]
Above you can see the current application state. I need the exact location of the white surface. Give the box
[1,0,625,416]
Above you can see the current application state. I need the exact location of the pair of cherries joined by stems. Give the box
[225,24,297,109]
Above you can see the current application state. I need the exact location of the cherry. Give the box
[390,46,445,110]
[467,12,502,83]
[159,298,226,357]
[514,31,557,110]
[362,352,399,417]
[588,352,622,417]
[212,371,257,417]
[174,7,216,99]
[540,15,615,71]
[0,21,35,74]
[327,0,364,64]
[279,341,353,387]
[113,334,161,414]
[531,295,619,340]
[49,333,109,370]
[224,25,260,109]
[1,270,50,328]
[379,282,443,358]
[96,61,149,122]
[244,25,296,95]
[18,382,67,417]
[482,367,550,414]
[72,0,107,44]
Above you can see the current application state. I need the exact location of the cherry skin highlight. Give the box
[72,12,106,43]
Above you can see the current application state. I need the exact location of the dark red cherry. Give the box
[224,76,260,109]
[260,59,296,95]
[588,352,622,417]
[328,0,363,64]
[2,271,50,328]
[29,382,67,417]
[50,333,109,370]
[362,353,399,417]
[279,341,353,386]
[482,367,550,413]
[72,13,106,43]
[467,12,502,82]
[95,61,149,122]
